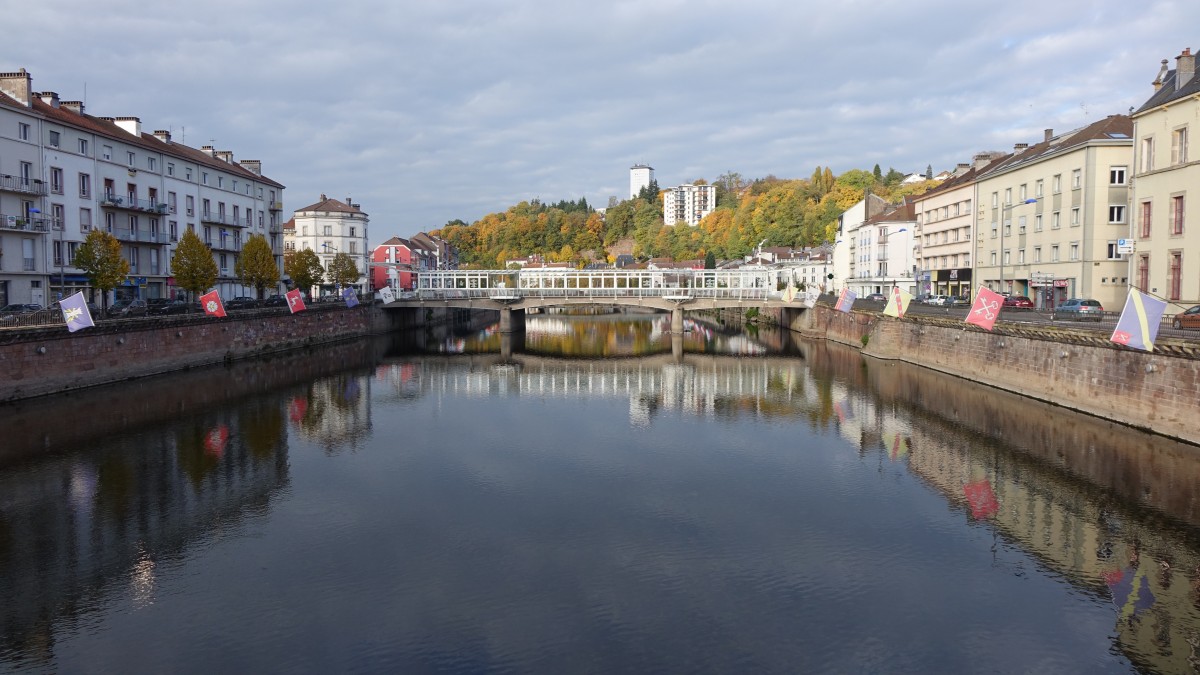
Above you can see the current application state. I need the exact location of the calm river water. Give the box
[2,313,1199,674]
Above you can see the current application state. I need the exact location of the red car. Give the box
[1003,296,1035,308]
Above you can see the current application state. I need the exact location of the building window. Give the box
[202,172,208,185]
[1035,214,1043,232]
[1052,245,1060,262]
[991,192,998,208]
[1137,255,1150,291]
[1071,208,1080,226]
[1141,137,1154,172]
[78,138,89,155]
[186,195,195,216]
[1071,169,1082,189]
[68,242,78,266]
[167,162,175,177]
[80,208,91,231]
[1069,242,1079,261]
[218,176,224,189]
[1106,242,1122,260]
[50,167,63,194]
[1052,211,1060,229]
[51,203,64,229]
[1171,195,1185,235]
[1169,252,1182,300]
[349,241,357,254]
[1034,247,1041,263]
[1004,188,1012,205]
[1172,127,1189,165]
[18,122,30,140]
[186,167,193,181]
[169,220,178,242]
[102,145,112,161]
[990,252,997,266]
[78,172,90,198]
[1108,205,1125,224]
[128,246,138,272]
[53,240,64,267]
[1110,166,1127,185]
[147,157,156,171]
[127,151,136,166]
[48,130,60,148]
[1140,201,1152,238]
[1052,174,1061,193]
[324,225,332,236]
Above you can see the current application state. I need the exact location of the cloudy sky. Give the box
[10,0,1199,241]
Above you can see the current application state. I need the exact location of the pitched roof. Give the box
[1135,57,1200,114]
[979,115,1132,178]
[281,217,295,231]
[295,195,363,214]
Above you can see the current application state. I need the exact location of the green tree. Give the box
[704,251,716,269]
[873,164,883,182]
[285,249,324,299]
[74,229,129,314]
[234,234,279,299]
[325,252,360,288]
[171,228,218,306]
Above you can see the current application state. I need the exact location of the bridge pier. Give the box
[670,307,684,334]
[499,307,526,334]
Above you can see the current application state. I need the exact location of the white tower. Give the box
[630,164,654,199]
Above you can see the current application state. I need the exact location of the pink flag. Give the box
[965,286,1003,331]
[286,288,307,313]
[200,290,226,318]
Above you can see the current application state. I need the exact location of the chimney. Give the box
[201,145,216,157]
[61,100,84,114]
[0,68,32,106]
[215,150,233,163]
[320,193,327,201]
[1177,47,1196,91]
[1153,59,1169,92]
[973,152,997,170]
[1044,128,1053,142]
[113,116,141,137]
[1014,143,1029,153]
[153,129,172,143]
[37,91,60,108]
[239,159,261,175]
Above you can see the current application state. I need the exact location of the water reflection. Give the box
[1,322,1199,672]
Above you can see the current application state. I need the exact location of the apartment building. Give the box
[662,183,716,226]
[973,115,1133,309]
[0,67,285,305]
[629,164,653,199]
[286,195,369,297]
[1131,47,1198,308]
[849,199,917,298]
[831,193,888,294]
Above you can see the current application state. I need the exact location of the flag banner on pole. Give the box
[200,290,226,318]
[342,287,360,308]
[379,287,396,304]
[882,286,913,318]
[286,288,307,314]
[835,288,857,313]
[782,284,796,303]
[59,291,94,332]
[1110,288,1167,352]
[803,288,820,308]
[965,286,1003,331]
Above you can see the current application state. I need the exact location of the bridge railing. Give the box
[412,268,781,300]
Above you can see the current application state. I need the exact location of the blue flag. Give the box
[59,291,94,332]
[342,287,360,308]
[1110,289,1166,352]
[835,288,857,313]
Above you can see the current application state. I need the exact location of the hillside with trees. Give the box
[433,167,938,268]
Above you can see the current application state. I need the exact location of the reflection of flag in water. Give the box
[342,287,360,308]
[343,378,360,402]
[885,432,909,461]
[882,286,912,318]
[200,290,226,318]
[965,286,1004,331]
[834,398,855,422]
[204,425,229,457]
[1105,566,1155,620]
[288,396,308,423]
[835,288,856,313]
[962,479,999,518]
[286,288,307,313]
[1110,288,1167,352]
[60,291,95,332]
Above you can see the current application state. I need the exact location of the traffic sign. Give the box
[1117,239,1135,255]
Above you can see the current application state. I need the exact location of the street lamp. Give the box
[999,198,1038,294]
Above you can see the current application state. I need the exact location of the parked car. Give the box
[946,295,970,307]
[106,299,148,318]
[150,299,195,315]
[1053,298,1104,322]
[225,296,260,310]
[0,303,43,319]
[928,295,951,306]
[864,293,887,302]
[1003,295,1035,308]
[146,298,171,313]
[915,293,933,305]
[1173,305,1200,329]
[263,294,288,307]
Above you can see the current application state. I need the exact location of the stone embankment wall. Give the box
[791,304,1200,445]
[0,305,471,402]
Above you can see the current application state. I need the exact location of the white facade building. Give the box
[629,164,653,199]
[285,195,369,297]
[831,194,888,294]
[662,183,716,226]
[0,67,285,306]
[849,201,918,297]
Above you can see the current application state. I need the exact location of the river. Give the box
[1,313,1198,674]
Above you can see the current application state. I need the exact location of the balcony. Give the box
[205,238,242,253]
[111,228,171,244]
[0,213,51,232]
[100,194,171,214]
[0,175,47,196]
[200,211,251,227]
[269,201,283,211]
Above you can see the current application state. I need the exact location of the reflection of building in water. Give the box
[290,373,373,454]
[0,406,290,667]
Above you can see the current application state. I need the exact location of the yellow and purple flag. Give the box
[59,291,94,332]
[882,286,913,318]
[835,288,857,313]
[1110,288,1167,352]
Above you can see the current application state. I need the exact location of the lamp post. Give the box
[999,198,1038,294]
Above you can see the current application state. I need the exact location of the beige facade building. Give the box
[912,155,1002,299]
[973,116,1132,310]
[1130,47,1198,309]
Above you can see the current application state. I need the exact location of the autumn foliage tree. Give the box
[171,228,218,303]
[235,234,279,299]
[285,249,324,299]
[73,229,130,313]
[325,252,360,289]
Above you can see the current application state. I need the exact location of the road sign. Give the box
[1117,239,1135,255]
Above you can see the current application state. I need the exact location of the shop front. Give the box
[935,268,972,298]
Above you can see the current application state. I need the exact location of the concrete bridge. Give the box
[380,268,817,332]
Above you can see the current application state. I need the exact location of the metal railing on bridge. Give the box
[411,268,785,301]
